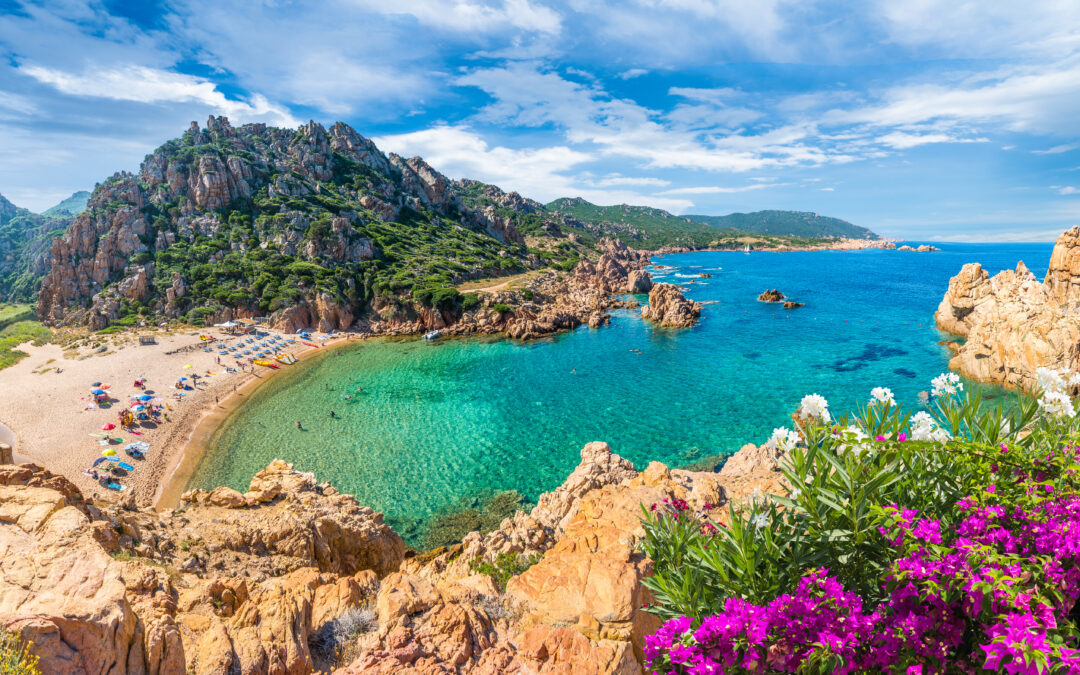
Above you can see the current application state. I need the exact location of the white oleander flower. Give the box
[837,425,871,456]
[788,486,801,501]
[909,411,951,442]
[930,372,963,397]
[765,427,801,453]
[798,393,831,422]
[750,513,769,529]
[1036,367,1068,395]
[870,387,895,405]
[1039,390,1076,419]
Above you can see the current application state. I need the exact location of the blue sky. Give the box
[2,1,1080,240]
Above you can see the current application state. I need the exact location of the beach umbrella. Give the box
[138,394,153,401]
[101,449,117,457]
[91,389,105,395]
[179,377,188,381]
[101,423,115,431]
[134,405,146,411]
[91,381,102,387]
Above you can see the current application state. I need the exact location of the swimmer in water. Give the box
[330,410,337,418]
[296,421,303,430]
[344,395,351,400]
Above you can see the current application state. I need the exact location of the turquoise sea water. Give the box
[190,243,1052,545]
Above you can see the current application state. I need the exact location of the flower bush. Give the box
[641,373,1080,674]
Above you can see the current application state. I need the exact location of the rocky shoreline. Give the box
[286,237,697,340]
[0,439,779,674]
[935,226,1080,389]
[651,237,927,255]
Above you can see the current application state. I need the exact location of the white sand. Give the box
[0,329,337,505]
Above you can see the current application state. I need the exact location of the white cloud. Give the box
[819,187,835,192]
[586,175,671,188]
[618,68,648,80]
[831,58,1080,136]
[457,63,859,174]
[658,183,781,195]
[1034,142,1080,154]
[374,125,693,211]
[877,131,988,149]
[1053,185,1080,195]
[351,0,561,34]
[874,0,1080,60]
[20,64,300,127]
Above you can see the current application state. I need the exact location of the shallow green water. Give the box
[191,244,1049,546]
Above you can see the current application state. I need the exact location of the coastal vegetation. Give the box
[685,210,877,240]
[641,371,1080,673]
[0,304,50,370]
[0,627,40,675]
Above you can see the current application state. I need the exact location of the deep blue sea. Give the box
[190,243,1051,545]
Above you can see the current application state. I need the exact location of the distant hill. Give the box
[41,190,90,217]
[0,193,71,302]
[685,210,877,240]
[544,197,732,249]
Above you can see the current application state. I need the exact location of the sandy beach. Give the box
[0,328,348,506]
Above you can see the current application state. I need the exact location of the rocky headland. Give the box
[0,440,781,674]
[935,226,1080,389]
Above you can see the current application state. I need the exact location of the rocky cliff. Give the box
[935,226,1080,388]
[0,441,780,674]
[35,116,541,331]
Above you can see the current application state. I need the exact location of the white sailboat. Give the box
[744,244,751,254]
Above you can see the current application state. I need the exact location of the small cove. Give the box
[189,243,1051,547]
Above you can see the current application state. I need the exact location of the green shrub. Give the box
[460,293,480,311]
[492,303,511,315]
[469,552,541,591]
[521,289,534,301]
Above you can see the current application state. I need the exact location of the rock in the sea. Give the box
[626,269,653,293]
[640,284,701,328]
[935,226,1080,389]
[782,301,803,309]
[758,289,785,302]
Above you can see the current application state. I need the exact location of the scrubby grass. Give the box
[0,627,40,674]
[0,303,34,332]
[309,606,377,667]
[469,552,541,591]
[0,320,51,370]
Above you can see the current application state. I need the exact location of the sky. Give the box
[2,2,1080,240]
